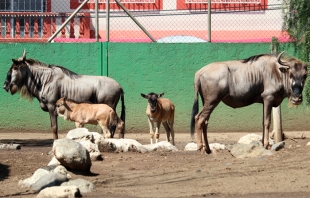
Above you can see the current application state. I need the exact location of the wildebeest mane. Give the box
[26,58,80,80]
[49,64,80,79]
[241,54,269,64]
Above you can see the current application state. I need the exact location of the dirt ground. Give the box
[1,130,310,198]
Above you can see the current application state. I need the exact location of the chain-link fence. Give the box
[0,0,286,43]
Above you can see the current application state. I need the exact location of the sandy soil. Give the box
[1,130,310,198]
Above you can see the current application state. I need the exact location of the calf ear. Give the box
[141,93,147,99]
[158,92,165,98]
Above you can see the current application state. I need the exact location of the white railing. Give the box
[82,0,156,3]
[185,0,261,4]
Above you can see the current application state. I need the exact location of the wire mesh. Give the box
[0,0,287,43]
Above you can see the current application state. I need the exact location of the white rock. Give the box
[47,157,61,166]
[36,186,81,198]
[18,168,50,188]
[143,141,178,152]
[184,142,226,151]
[184,142,197,151]
[53,138,92,172]
[61,178,94,193]
[66,128,94,142]
[238,133,274,145]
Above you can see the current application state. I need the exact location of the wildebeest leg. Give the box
[117,119,125,139]
[162,121,171,143]
[147,117,155,144]
[49,106,58,140]
[262,100,273,149]
[195,102,219,154]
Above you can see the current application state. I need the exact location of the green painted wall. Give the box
[0,42,309,135]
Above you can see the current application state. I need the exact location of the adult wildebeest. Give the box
[191,52,308,154]
[3,49,125,140]
[56,98,124,139]
[141,92,175,145]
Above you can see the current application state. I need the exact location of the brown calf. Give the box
[141,92,175,145]
[56,98,124,139]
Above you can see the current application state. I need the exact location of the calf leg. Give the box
[98,121,111,139]
[155,122,161,144]
[147,117,155,144]
[162,122,171,143]
[75,122,84,128]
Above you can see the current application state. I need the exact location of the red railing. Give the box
[0,12,91,43]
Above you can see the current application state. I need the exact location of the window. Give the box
[185,0,261,3]
[79,0,156,3]
[178,0,267,11]
[0,0,46,38]
[71,0,162,11]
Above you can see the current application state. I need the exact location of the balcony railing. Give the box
[0,12,91,42]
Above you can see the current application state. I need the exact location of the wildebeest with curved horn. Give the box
[191,52,308,154]
[3,49,125,140]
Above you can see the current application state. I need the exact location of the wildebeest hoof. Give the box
[205,149,212,154]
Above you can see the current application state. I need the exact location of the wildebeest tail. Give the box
[190,75,200,139]
[120,89,126,124]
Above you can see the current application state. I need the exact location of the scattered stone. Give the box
[36,186,81,198]
[143,141,178,152]
[79,140,103,161]
[52,165,72,179]
[66,128,94,142]
[0,143,21,150]
[184,142,197,151]
[47,157,61,166]
[30,172,69,192]
[238,133,274,145]
[99,138,147,153]
[52,138,92,172]
[18,167,50,188]
[66,128,103,161]
[184,142,226,151]
[271,141,285,151]
[61,178,95,193]
[91,132,105,147]
[210,143,226,150]
[229,141,272,158]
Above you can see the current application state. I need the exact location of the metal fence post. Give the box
[208,0,211,42]
[95,0,99,42]
[47,0,89,43]
[106,0,110,42]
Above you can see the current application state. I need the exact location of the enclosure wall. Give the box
[0,42,309,135]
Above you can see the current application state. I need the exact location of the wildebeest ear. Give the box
[12,59,20,64]
[158,92,165,98]
[141,93,148,99]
